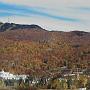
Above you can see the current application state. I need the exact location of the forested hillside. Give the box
[0,22,90,76]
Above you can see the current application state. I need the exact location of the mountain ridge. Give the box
[0,22,89,33]
[0,22,45,32]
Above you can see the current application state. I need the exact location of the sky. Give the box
[0,0,90,31]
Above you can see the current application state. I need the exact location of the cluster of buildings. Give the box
[0,70,28,80]
[0,68,89,90]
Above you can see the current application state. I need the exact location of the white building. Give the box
[0,70,28,80]
[0,70,15,79]
[79,88,86,90]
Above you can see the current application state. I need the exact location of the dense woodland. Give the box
[0,22,90,77]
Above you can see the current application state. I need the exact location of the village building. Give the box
[0,70,28,80]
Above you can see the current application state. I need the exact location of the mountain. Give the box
[0,22,44,32]
[0,22,90,76]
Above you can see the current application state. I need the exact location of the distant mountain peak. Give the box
[70,30,88,36]
[0,22,44,32]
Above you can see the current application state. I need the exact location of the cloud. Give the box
[0,10,27,17]
[0,2,80,22]
[0,0,90,8]
[69,7,90,13]
[0,12,12,17]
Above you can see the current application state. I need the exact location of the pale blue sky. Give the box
[0,0,90,31]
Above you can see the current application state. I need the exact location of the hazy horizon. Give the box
[0,0,90,32]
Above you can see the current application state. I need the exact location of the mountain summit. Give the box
[0,22,44,32]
